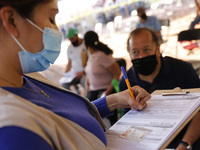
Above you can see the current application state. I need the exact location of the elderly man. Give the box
[119,27,200,150]
[120,28,200,93]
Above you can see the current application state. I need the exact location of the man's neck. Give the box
[141,19,147,23]
[138,62,161,84]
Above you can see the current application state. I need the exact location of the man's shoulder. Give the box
[147,16,160,23]
[163,56,192,69]
[136,21,142,27]
[67,44,74,52]
[126,67,138,79]
[148,16,159,20]
[163,56,189,64]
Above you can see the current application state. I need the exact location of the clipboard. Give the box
[162,87,189,96]
[106,87,200,150]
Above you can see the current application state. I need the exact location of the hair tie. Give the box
[94,41,98,45]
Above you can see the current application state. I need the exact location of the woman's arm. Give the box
[106,86,151,112]
[85,76,90,93]
[105,61,121,95]
[93,86,151,118]
[81,50,88,67]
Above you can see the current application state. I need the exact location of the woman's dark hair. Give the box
[0,0,52,18]
[127,27,159,52]
[84,30,113,55]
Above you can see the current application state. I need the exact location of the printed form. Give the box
[106,93,200,150]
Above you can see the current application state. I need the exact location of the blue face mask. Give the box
[11,19,63,74]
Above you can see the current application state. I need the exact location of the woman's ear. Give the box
[0,6,19,37]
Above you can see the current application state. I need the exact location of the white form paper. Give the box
[106,93,200,150]
[59,71,77,84]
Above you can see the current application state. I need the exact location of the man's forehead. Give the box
[130,31,153,46]
[69,35,78,40]
[130,41,152,50]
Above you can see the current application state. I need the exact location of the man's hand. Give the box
[76,71,84,79]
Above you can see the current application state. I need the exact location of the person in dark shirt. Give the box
[119,28,200,94]
[119,27,200,150]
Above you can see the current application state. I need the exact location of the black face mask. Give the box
[141,13,147,20]
[132,55,158,76]
[71,40,79,47]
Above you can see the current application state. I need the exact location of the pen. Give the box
[121,66,136,101]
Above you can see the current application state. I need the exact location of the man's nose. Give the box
[138,51,147,58]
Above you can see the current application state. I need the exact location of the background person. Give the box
[136,7,162,43]
[60,28,87,94]
[119,27,200,149]
[189,0,200,29]
[84,30,121,125]
[84,30,121,101]
[119,27,200,94]
[0,0,151,149]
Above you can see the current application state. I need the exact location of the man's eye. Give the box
[144,48,151,52]
[132,51,139,55]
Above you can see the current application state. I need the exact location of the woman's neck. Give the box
[0,74,24,87]
[0,64,24,87]
[88,47,97,54]
[0,31,24,87]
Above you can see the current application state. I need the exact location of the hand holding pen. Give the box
[121,66,149,110]
[105,66,150,112]
[106,85,150,112]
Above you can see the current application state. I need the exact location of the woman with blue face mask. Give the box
[0,0,151,149]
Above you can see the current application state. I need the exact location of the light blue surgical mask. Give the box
[11,18,63,74]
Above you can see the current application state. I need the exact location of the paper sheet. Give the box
[59,71,77,84]
[106,93,200,150]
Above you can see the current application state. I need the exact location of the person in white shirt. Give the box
[61,28,87,94]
